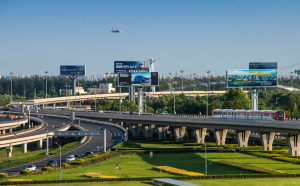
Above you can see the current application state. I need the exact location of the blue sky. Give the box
[1,0,300,76]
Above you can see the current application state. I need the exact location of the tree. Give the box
[223,88,251,109]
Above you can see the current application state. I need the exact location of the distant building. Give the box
[87,83,115,94]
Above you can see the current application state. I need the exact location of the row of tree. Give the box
[89,88,300,118]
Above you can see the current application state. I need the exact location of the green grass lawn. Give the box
[15,153,258,181]
[198,152,300,174]
[0,141,80,169]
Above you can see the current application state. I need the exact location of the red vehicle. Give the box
[212,109,286,121]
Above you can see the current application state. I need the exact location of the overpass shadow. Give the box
[138,152,257,175]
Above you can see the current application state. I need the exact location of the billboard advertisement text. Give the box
[60,65,86,76]
[227,69,277,87]
[114,61,149,73]
[249,62,278,70]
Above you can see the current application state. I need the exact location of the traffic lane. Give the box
[1,119,124,175]
[0,116,70,141]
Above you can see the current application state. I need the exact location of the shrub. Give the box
[62,163,70,168]
[20,170,32,175]
[0,173,8,178]
[41,166,54,171]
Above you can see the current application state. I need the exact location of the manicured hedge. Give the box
[19,170,32,175]
[0,173,7,179]
[3,174,300,185]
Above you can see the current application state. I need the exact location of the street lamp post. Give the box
[204,142,207,175]
[94,85,97,111]
[9,72,13,103]
[180,70,184,93]
[45,71,48,99]
[206,70,211,117]
[172,81,176,114]
[54,142,62,180]
[193,73,196,91]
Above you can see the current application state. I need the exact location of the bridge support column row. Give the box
[158,126,169,140]
[195,128,207,144]
[288,134,300,156]
[129,124,138,137]
[144,124,155,138]
[237,130,250,147]
[174,126,186,141]
[215,129,228,146]
[261,132,275,151]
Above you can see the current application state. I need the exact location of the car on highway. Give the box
[47,160,58,167]
[162,111,168,115]
[66,155,76,161]
[74,154,81,159]
[25,165,36,171]
[98,110,104,113]
[84,151,94,156]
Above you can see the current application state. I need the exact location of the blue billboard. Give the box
[60,65,86,76]
[131,72,151,86]
[227,69,277,87]
[114,61,149,73]
[118,72,159,87]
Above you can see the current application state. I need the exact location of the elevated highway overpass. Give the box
[11,91,227,106]
[38,109,300,156]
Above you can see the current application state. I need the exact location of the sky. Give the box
[1,0,300,76]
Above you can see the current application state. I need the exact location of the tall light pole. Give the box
[180,70,184,94]
[45,71,48,99]
[193,73,196,91]
[204,142,207,175]
[173,81,176,114]
[9,72,13,103]
[55,143,62,180]
[206,70,211,117]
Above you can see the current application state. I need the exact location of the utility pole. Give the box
[180,70,184,93]
[10,72,13,103]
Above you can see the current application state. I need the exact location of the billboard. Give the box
[114,61,149,73]
[60,65,86,76]
[227,69,277,87]
[118,72,131,86]
[249,62,278,70]
[118,72,159,87]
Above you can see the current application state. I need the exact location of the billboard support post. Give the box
[251,89,259,111]
[138,88,143,115]
[129,86,135,101]
[71,76,78,96]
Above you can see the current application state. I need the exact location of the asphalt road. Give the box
[0,115,124,175]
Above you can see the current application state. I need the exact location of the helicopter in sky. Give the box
[110,28,121,33]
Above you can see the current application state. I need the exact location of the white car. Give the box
[25,165,36,171]
[162,111,168,115]
[66,155,76,161]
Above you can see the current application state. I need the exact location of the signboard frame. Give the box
[114,61,150,73]
[226,69,278,88]
[249,62,278,70]
[60,65,86,76]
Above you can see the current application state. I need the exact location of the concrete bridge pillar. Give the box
[49,137,53,148]
[38,139,43,149]
[6,145,13,157]
[158,126,168,140]
[261,132,275,151]
[9,128,13,133]
[137,124,144,136]
[195,128,207,144]
[2,129,6,135]
[288,134,300,156]
[236,130,251,147]
[215,129,228,146]
[144,124,155,138]
[129,124,138,137]
[174,126,186,142]
[22,143,28,153]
